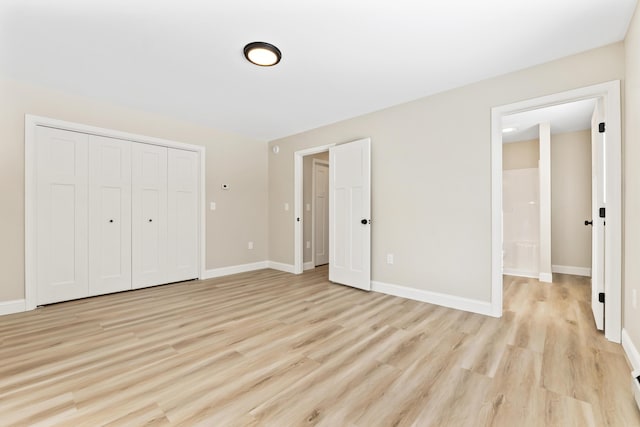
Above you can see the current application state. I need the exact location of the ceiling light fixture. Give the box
[502,127,517,133]
[244,41,281,67]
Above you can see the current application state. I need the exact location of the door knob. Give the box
[148,219,153,222]
[109,219,114,223]
[584,220,593,226]
[361,219,369,225]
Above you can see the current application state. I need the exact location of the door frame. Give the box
[293,144,335,274]
[311,158,330,267]
[491,80,622,342]
[25,114,206,310]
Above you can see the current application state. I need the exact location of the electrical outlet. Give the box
[306,241,311,249]
[386,254,394,264]
[248,241,253,250]
[634,289,638,309]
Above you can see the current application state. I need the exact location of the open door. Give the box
[590,99,605,330]
[329,138,371,290]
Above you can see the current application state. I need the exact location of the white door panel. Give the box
[314,161,329,266]
[36,127,89,304]
[89,135,132,295]
[132,143,168,288]
[329,138,371,291]
[591,99,605,330]
[167,148,199,283]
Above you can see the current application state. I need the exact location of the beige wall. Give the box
[503,139,539,170]
[624,5,640,356]
[303,152,329,263]
[269,43,624,302]
[0,77,268,302]
[551,130,592,269]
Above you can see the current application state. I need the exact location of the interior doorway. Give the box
[491,80,622,342]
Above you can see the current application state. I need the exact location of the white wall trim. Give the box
[552,265,591,277]
[294,144,335,274]
[538,272,553,283]
[268,261,296,274]
[204,262,268,279]
[0,299,26,316]
[303,262,315,271]
[622,329,640,371]
[491,80,622,340]
[371,281,496,317]
[502,268,540,279]
[25,114,206,311]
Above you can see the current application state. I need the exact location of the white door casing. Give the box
[36,127,89,305]
[132,143,168,289]
[591,98,606,330]
[313,160,329,266]
[167,148,199,283]
[89,135,132,296]
[329,138,371,291]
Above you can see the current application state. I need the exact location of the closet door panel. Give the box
[132,143,168,288]
[36,126,89,305]
[167,148,199,283]
[89,136,132,296]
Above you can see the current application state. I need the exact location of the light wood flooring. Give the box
[0,267,639,426]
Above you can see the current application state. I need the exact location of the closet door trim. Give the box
[25,114,206,311]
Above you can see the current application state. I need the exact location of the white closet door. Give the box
[89,135,132,295]
[36,127,89,305]
[167,148,199,282]
[132,143,168,289]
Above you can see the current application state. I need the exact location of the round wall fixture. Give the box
[272,145,280,154]
[244,42,282,67]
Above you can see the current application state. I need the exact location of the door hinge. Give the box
[599,122,605,133]
[599,292,605,303]
[599,207,606,218]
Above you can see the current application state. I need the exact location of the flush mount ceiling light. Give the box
[244,41,282,67]
[502,127,517,133]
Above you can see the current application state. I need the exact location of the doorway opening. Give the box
[491,80,621,342]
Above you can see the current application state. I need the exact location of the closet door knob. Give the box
[109,219,114,223]
[148,219,153,223]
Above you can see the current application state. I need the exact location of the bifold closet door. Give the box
[36,127,89,305]
[88,135,132,295]
[167,148,199,283]
[132,143,168,289]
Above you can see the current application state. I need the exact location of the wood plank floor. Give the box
[1,267,639,426]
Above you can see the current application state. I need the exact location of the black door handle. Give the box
[361,219,369,225]
[585,220,593,226]
[148,219,153,223]
[109,219,114,223]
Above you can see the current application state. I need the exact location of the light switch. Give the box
[284,203,289,211]
[210,202,216,211]
[248,241,254,250]
[306,241,311,249]
[306,203,311,211]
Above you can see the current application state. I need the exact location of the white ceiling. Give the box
[502,98,597,143]
[0,0,636,141]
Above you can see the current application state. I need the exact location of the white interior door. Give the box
[313,160,329,266]
[329,138,371,290]
[89,135,132,295]
[36,127,89,304]
[167,148,199,283]
[591,99,606,330]
[132,143,168,289]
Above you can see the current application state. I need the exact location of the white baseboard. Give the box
[303,262,315,271]
[539,272,553,283]
[502,268,539,279]
[552,265,591,277]
[622,329,640,371]
[371,281,495,317]
[267,261,295,274]
[204,261,268,279]
[0,299,26,316]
